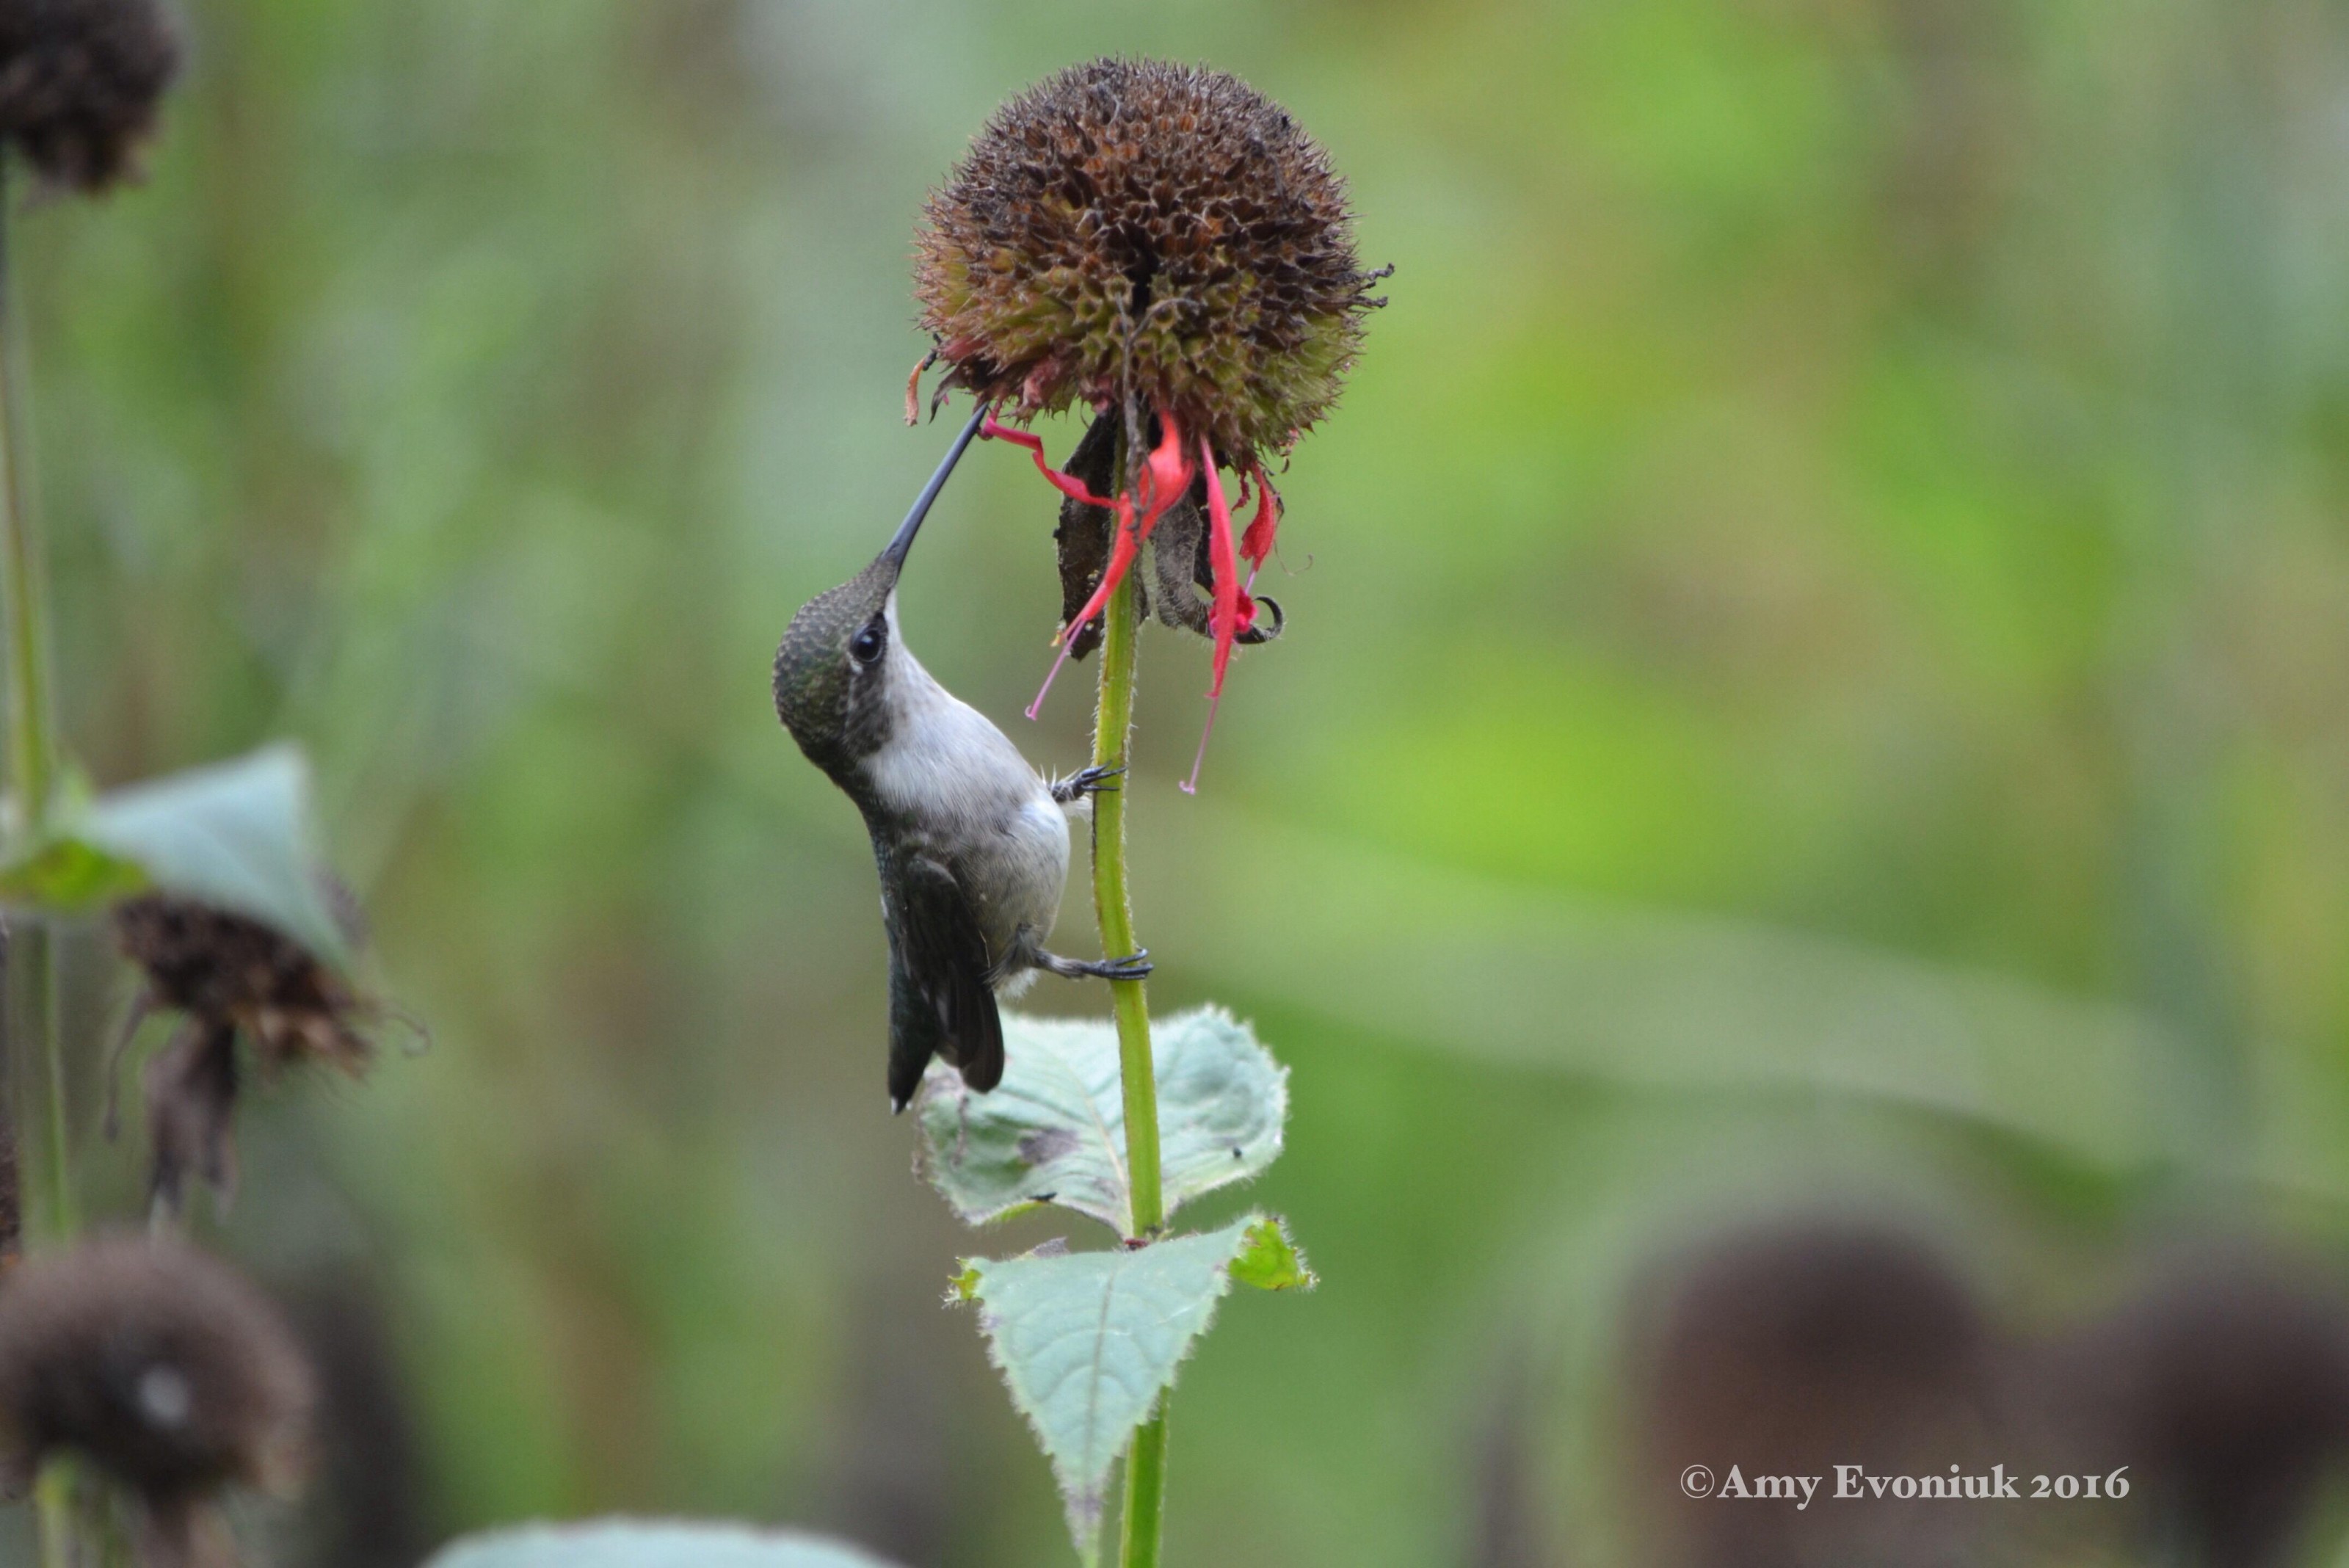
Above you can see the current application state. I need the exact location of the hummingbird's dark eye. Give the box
[849,622,887,666]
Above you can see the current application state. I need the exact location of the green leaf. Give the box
[424,1520,904,1567]
[0,834,148,908]
[956,1213,1300,1561]
[1227,1215,1317,1291]
[915,1005,1288,1238]
[0,745,354,973]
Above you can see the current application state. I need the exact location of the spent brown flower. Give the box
[0,1235,311,1564]
[112,893,376,1213]
[916,57,1382,467]
[0,0,180,193]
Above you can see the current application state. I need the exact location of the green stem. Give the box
[1089,556,1167,1568]
[0,162,70,1252]
[1119,1415,1169,1568]
[0,157,81,1568]
[1091,573,1163,1237]
[34,1467,72,1568]
[0,159,53,835]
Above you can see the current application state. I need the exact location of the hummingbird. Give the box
[774,404,1150,1112]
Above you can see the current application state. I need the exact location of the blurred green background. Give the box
[12,0,2349,1562]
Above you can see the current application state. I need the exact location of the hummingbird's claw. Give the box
[1097,948,1153,981]
[1034,946,1153,982]
[1050,764,1125,805]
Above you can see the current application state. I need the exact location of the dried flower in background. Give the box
[0,0,180,193]
[138,1017,237,1215]
[1625,1218,2005,1568]
[111,893,377,1213]
[0,1234,313,1566]
[2039,1240,2349,1568]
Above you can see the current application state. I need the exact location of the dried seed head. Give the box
[0,1235,313,1509]
[2046,1241,2349,1568]
[916,57,1383,466]
[1627,1219,2002,1567]
[114,894,372,1078]
[142,1019,237,1216]
[113,893,377,1216]
[0,0,181,193]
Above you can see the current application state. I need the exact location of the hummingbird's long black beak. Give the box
[882,402,989,570]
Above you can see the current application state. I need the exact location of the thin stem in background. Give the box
[0,155,83,1568]
[0,917,14,1271]
[0,160,54,834]
[0,158,73,1246]
[1087,519,1168,1568]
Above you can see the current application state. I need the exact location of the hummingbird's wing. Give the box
[885,852,1005,1109]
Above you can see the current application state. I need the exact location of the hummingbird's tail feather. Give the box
[886,853,1006,1110]
[885,984,1003,1110]
[954,1020,1005,1095]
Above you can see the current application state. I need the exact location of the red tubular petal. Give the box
[1202,440,1243,698]
[1025,635,1079,720]
[1180,692,1222,796]
[1060,495,1140,641]
[1003,412,1208,723]
[1060,412,1194,644]
[1241,463,1282,567]
[1136,411,1192,537]
[982,417,1119,508]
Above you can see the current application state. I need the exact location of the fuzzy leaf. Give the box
[424,1520,904,1567]
[915,1005,1286,1237]
[958,1212,1296,1561]
[0,745,353,973]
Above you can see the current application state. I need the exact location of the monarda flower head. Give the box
[111,890,383,1216]
[0,0,181,194]
[913,57,1384,787]
[0,1235,312,1568]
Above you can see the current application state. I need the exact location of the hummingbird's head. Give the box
[773,555,904,781]
[773,404,987,783]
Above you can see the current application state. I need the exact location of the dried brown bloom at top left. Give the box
[111,892,380,1216]
[0,0,180,193]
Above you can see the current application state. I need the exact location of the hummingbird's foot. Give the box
[1036,947,1153,981]
[1050,764,1125,805]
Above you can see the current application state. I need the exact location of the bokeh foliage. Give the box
[12,0,2349,1563]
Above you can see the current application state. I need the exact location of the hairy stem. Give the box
[1089,548,1168,1568]
[1120,1415,1169,1568]
[1091,573,1163,1237]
